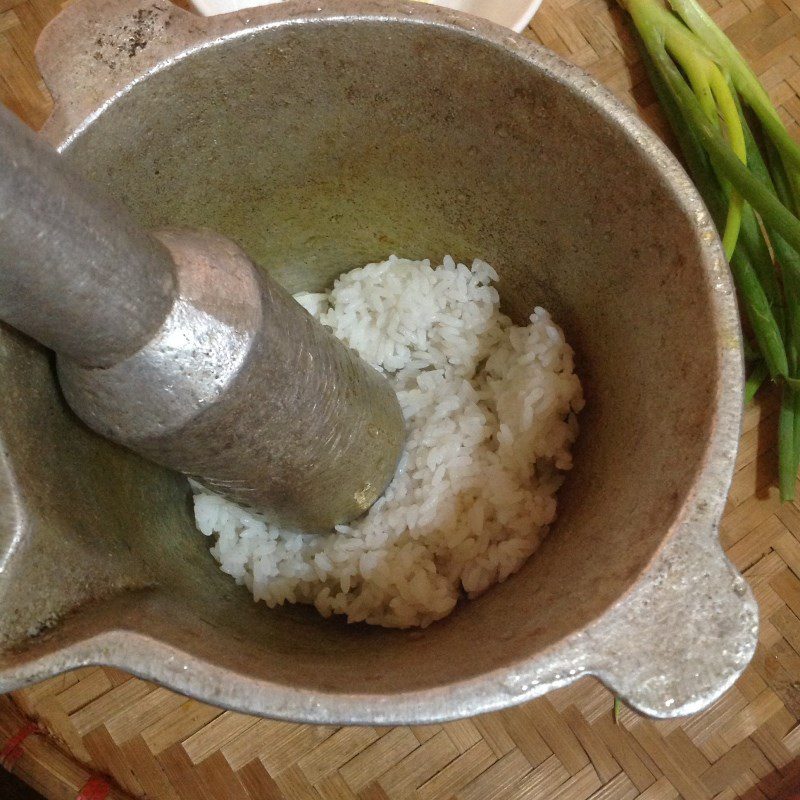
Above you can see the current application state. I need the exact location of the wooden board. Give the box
[3,0,800,798]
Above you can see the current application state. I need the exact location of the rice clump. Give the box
[193,255,583,628]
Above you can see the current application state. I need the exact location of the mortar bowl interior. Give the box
[0,10,738,723]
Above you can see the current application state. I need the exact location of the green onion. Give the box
[745,361,768,404]
[667,0,800,189]
[619,0,800,499]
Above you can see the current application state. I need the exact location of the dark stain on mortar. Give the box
[93,6,173,69]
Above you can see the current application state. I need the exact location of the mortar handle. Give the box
[493,509,758,719]
[587,531,759,718]
[35,0,218,147]
[37,0,194,137]
[0,104,176,367]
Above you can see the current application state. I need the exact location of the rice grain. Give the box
[193,255,583,628]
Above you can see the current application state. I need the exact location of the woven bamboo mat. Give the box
[4,0,800,798]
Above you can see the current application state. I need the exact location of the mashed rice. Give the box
[193,255,583,628]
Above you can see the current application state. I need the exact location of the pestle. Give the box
[0,105,406,532]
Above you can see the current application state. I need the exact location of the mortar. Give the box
[0,0,757,723]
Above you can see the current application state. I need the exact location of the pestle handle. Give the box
[0,104,405,531]
[0,105,176,368]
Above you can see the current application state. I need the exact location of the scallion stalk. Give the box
[745,361,768,404]
[619,0,800,499]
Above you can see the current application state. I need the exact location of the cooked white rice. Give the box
[193,255,583,628]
